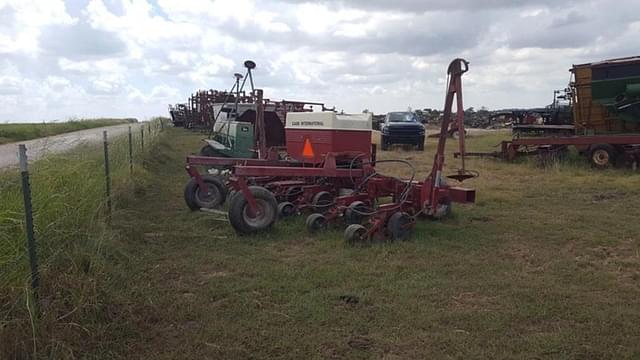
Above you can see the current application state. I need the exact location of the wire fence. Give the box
[0,118,166,313]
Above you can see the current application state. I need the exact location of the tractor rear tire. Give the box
[184,175,227,210]
[589,144,616,169]
[228,186,277,234]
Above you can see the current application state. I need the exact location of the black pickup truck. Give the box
[380,112,426,151]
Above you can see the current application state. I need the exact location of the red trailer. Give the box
[483,134,640,168]
[460,57,640,168]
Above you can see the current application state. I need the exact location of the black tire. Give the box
[184,175,227,210]
[344,201,368,225]
[615,152,631,168]
[285,186,303,202]
[312,191,334,213]
[387,212,413,241]
[277,201,296,219]
[228,186,277,234]
[589,144,616,169]
[199,145,219,157]
[344,224,367,246]
[380,135,389,151]
[306,213,327,234]
[416,137,425,151]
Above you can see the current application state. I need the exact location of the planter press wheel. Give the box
[285,186,303,202]
[277,201,296,219]
[387,212,413,241]
[312,191,334,213]
[431,198,452,219]
[306,213,327,234]
[344,201,368,225]
[184,175,227,210]
[344,224,367,246]
[228,186,277,234]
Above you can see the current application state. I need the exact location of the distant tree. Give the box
[362,109,370,113]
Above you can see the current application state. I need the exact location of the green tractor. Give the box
[201,120,255,158]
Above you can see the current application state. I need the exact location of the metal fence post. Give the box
[18,145,40,301]
[128,126,133,174]
[160,118,164,131]
[103,131,112,218]
[141,126,144,152]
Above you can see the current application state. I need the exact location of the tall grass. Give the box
[0,118,138,145]
[0,118,165,358]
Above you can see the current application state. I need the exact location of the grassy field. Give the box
[0,120,163,358]
[0,118,137,144]
[3,126,640,358]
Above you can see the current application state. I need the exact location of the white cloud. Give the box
[45,76,71,89]
[1,0,640,121]
[0,76,24,95]
[127,84,179,103]
[0,0,75,55]
[89,73,126,94]
[85,0,200,46]
[58,57,125,74]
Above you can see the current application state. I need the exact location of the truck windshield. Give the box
[388,113,416,122]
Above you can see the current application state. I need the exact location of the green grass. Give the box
[0,118,138,144]
[0,119,165,358]
[3,126,640,359]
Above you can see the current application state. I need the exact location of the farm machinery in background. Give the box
[169,60,331,160]
[183,58,477,244]
[458,56,640,168]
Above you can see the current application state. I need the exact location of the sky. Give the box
[0,0,639,122]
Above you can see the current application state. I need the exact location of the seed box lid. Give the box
[286,112,372,131]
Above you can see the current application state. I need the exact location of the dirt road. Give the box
[0,123,144,169]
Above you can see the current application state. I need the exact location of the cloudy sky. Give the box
[1,0,639,122]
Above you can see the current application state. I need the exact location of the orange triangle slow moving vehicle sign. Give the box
[302,138,314,158]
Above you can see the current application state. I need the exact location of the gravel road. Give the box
[0,123,144,170]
